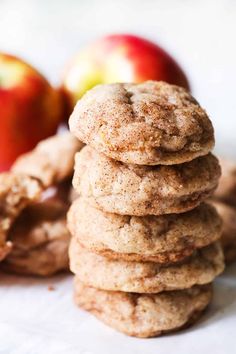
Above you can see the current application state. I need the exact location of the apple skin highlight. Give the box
[61,34,190,107]
[0,54,63,171]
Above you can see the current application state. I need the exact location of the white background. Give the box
[0,1,236,353]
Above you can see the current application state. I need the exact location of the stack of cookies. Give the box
[68,81,224,338]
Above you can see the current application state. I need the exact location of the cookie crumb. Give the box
[48,285,55,291]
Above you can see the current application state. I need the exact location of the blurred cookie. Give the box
[214,158,236,206]
[211,200,236,263]
[73,146,221,216]
[0,173,42,261]
[70,240,224,293]
[69,81,214,165]
[74,279,212,338]
[3,196,70,276]
[12,132,83,187]
[3,133,81,274]
[68,199,222,263]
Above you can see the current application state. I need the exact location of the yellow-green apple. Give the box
[0,53,63,171]
[61,34,190,110]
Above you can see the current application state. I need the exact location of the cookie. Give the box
[211,200,236,263]
[2,132,79,273]
[69,81,214,165]
[69,239,224,293]
[3,197,70,276]
[214,158,236,206]
[73,146,221,216]
[12,132,84,187]
[0,173,42,261]
[74,279,212,338]
[68,199,222,263]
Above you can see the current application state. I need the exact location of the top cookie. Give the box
[69,81,214,165]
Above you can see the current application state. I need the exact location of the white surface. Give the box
[0,265,235,354]
[0,0,236,353]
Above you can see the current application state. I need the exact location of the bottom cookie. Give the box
[74,278,212,338]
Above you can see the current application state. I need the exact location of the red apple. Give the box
[61,34,190,109]
[0,53,63,171]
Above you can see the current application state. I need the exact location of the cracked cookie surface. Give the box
[0,173,42,261]
[70,240,224,293]
[3,194,70,276]
[74,279,212,338]
[12,132,83,187]
[68,199,222,263]
[73,146,221,215]
[69,81,214,165]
